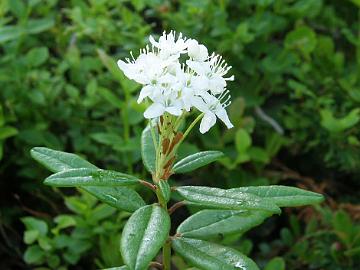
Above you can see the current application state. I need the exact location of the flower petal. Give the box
[138,85,155,103]
[215,106,234,129]
[144,103,165,119]
[200,112,217,134]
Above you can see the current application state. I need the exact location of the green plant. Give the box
[22,190,128,269]
[259,208,360,270]
[30,31,324,270]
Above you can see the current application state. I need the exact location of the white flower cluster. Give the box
[117,31,234,133]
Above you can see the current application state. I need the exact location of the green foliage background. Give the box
[0,0,359,269]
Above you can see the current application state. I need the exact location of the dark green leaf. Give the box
[82,186,145,213]
[173,151,224,174]
[177,209,272,239]
[121,205,170,270]
[172,237,259,270]
[44,168,139,187]
[176,186,280,213]
[231,185,324,207]
[141,125,157,174]
[30,147,97,173]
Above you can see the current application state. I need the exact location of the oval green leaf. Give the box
[172,237,259,270]
[231,185,324,207]
[141,125,157,174]
[177,209,273,239]
[176,186,280,214]
[44,168,139,187]
[173,151,224,174]
[30,147,97,173]
[121,205,170,270]
[82,186,145,212]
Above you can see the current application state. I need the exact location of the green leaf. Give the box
[121,205,170,270]
[264,257,285,270]
[44,168,139,187]
[235,129,252,153]
[24,230,39,244]
[30,147,97,173]
[177,209,273,239]
[82,186,145,213]
[0,126,18,140]
[173,151,224,174]
[21,217,48,236]
[285,26,317,55]
[157,180,171,203]
[231,185,324,207]
[54,215,76,230]
[26,17,55,34]
[172,237,259,270]
[176,186,281,213]
[26,47,49,67]
[24,245,46,264]
[320,109,360,133]
[141,125,157,174]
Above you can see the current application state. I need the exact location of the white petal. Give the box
[166,105,183,116]
[138,85,154,103]
[186,60,208,75]
[197,45,208,62]
[191,96,208,112]
[215,106,234,129]
[149,35,159,48]
[144,103,165,119]
[192,75,209,91]
[209,76,226,95]
[199,112,217,134]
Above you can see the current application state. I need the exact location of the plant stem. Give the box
[162,239,171,270]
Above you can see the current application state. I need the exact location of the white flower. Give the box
[144,88,183,119]
[192,91,233,134]
[117,30,235,133]
[117,51,168,85]
[187,53,234,95]
[149,31,188,59]
[186,39,208,62]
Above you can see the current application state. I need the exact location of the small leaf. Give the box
[82,186,145,213]
[157,180,171,203]
[0,126,18,140]
[24,230,39,244]
[26,47,49,67]
[44,168,139,187]
[24,246,46,264]
[121,205,170,270]
[30,147,97,173]
[176,186,280,213]
[21,217,48,236]
[177,209,273,239]
[141,125,157,174]
[173,151,224,174]
[285,26,317,55]
[172,237,259,270]
[231,185,324,207]
[264,257,285,270]
[54,215,76,230]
